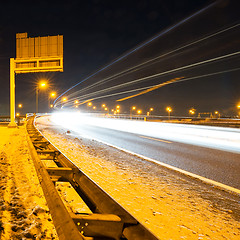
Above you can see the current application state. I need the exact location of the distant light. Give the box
[137,110,142,114]
[39,81,47,88]
[116,109,120,113]
[166,107,172,112]
[62,97,67,102]
[50,104,53,108]
[88,102,92,106]
[16,113,20,117]
[102,104,106,108]
[93,106,96,110]
[75,105,78,108]
[50,92,56,98]
[150,108,153,111]
[215,111,219,114]
[132,106,136,110]
[75,100,79,104]
[104,107,108,111]
[116,105,120,109]
[18,104,22,108]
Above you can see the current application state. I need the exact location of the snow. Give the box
[35,116,240,239]
[0,125,58,239]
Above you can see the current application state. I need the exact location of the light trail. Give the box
[65,23,240,99]
[116,77,184,102]
[59,65,240,108]
[139,135,172,144]
[54,1,217,105]
[51,112,240,154]
[59,67,240,107]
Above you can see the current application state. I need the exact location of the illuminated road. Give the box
[50,114,240,190]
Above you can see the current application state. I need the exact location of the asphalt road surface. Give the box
[61,122,240,190]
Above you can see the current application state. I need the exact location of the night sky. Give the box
[0,0,239,116]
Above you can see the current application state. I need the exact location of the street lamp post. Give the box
[166,107,172,120]
[130,106,136,119]
[36,81,47,113]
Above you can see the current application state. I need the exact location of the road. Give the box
[48,113,240,190]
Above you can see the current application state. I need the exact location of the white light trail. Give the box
[52,112,240,154]
[65,23,240,99]
[60,67,240,107]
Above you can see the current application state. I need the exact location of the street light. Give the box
[18,103,22,108]
[50,92,56,98]
[214,111,220,118]
[166,107,172,120]
[147,107,154,116]
[130,106,136,119]
[137,110,142,114]
[36,81,47,113]
[189,108,196,116]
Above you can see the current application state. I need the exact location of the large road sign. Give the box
[8,33,64,127]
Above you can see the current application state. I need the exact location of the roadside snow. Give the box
[36,116,240,240]
[0,125,58,240]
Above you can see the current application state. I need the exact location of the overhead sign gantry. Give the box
[9,33,63,127]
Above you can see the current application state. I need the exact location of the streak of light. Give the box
[54,2,217,104]
[116,77,184,102]
[66,23,240,99]
[139,135,172,144]
[61,51,240,107]
[51,112,240,154]
[59,67,240,108]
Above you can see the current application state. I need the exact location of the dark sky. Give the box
[0,0,239,116]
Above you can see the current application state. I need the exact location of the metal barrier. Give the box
[26,117,158,240]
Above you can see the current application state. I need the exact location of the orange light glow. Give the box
[50,92,56,98]
[166,107,172,112]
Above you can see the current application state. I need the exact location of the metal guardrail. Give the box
[26,117,158,240]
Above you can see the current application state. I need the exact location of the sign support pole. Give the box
[8,58,17,128]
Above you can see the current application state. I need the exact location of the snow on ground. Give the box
[0,125,58,240]
[36,116,240,240]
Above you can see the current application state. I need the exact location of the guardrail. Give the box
[26,117,158,240]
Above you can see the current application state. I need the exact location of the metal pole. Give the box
[8,58,17,127]
[36,87,38,113]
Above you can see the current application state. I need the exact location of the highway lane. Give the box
[57,122,240,190]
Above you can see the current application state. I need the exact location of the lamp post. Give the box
[36,81,47,113]
[147,107,154,116]
[130,106,136,119]
[49,92,56,110]
[166,107,172,120]
[237,104,240,118]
